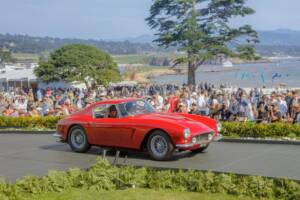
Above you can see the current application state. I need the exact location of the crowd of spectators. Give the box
[0,83,299,124]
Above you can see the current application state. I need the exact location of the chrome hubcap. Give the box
[75,134,84,144]
[150,135,167,156]
[71,129,85,149]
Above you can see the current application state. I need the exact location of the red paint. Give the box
[57,98,219,151]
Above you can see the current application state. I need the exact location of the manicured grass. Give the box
[12,53,40,61]
[122,65,176,82]
[113,54,150,64]
[22,188,256,200]
[112,53,180,64]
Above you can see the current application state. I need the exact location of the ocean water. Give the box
[151,58,300,88]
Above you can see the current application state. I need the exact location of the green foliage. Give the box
[1,117,300,140]
[0,48,14,63]
[34,44,121,86]
[0,33,157,55]
[0,116,62,129]
[0,159,299,200]
[146,0,259,85]
[221,122,300,139]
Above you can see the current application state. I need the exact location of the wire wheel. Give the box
[150,135,168,156]
[147,131,174,161]
[68,126,91,153]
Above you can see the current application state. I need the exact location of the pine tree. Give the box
[146,0,259,85]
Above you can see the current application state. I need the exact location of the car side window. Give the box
[93,105,109,119]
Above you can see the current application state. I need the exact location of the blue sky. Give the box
[0,0,299,39]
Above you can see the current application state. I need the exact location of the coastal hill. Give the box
[1,29,300,56]
[118,29,300,46]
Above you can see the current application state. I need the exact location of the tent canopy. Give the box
[0,68,37,82]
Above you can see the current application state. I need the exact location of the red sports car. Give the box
[54,98,222,161]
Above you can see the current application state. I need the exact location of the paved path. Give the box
[0,134,299,182]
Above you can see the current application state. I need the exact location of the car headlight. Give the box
[183,128,191,139]
[217,122,222,132]
[208,133,213,141]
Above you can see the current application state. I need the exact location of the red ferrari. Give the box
[54,98,222,161]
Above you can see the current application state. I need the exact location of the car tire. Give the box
[191,144,209,153]
[68,126,91,153]
[147,130,174,161]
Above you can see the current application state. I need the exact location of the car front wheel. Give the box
[147,131,174,161]
[68,126,91,153]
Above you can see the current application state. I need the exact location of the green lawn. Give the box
[22,188,257,200]
[113,54,150,64]
[112,53,180,64]
[12,53,40,61]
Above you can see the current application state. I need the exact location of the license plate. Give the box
[200,144,207,147]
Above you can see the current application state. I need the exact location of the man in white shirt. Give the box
[197,91,209,115]
[154,92,164,111]
[277,94,288,118]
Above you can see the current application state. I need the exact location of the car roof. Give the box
[94,98,142,106]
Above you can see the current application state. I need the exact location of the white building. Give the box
[0,63,86,91]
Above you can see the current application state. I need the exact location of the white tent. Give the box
[0,68,37,90]
[0,68,86,91]
[0,68,37,81]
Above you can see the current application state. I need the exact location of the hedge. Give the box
[221,122,300,139]
[0,116,62,130]
[0,159,299,200]
[0,116,300,139]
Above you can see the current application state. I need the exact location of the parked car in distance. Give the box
[54,98,222,161]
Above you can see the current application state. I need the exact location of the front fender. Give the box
[174,113,220,139]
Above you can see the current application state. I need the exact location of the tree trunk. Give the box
[187,61,196,85]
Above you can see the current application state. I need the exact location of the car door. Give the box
[90,104,135,148]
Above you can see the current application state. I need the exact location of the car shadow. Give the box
[40,143,201,162]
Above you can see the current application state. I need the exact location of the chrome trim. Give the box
[176,132,214,148]
[217,122,222,132]
[176,141,209,148]
[215,134,223,141]
[53,132,64,142]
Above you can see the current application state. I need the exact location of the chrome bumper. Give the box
[214,134,223,141]
[176,134,223,148]
[176,142,209,148]
[53,132,64,143]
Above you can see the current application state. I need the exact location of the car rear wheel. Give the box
[191,144,210,153]
[147,131,174,161]
[68,126,91,153]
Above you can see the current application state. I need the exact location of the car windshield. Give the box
[118,99,156,117]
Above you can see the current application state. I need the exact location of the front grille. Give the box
[194,132,214,143]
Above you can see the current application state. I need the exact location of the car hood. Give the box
[135,112,214,134]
